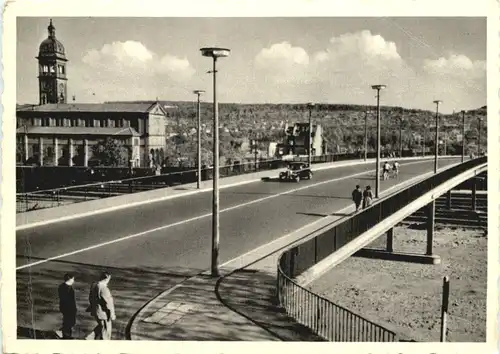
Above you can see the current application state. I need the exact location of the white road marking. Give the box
[16,159,453,270]
[216,167,439,270]
[15,156,446,231]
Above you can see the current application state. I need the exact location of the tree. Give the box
[91,137,130,167]
[16,138,24,164]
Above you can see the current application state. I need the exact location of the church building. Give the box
[16,19,170,168]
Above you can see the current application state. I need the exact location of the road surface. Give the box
[16,157,461,339]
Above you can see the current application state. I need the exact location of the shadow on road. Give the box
[16,255,199,340]
[222,190,352,200]
[296,211,352,218]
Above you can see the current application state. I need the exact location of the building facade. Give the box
[17,102,170,167]
[16,19,170,168]
[276,122,326,157]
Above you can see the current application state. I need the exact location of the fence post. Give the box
[440,276,450,342]
[386,228,394,252]
[426,200,435,255]
[471,178,477,211]
[446,190,452,209]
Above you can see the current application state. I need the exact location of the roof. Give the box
[16,102,166,114]
[16,126,141,137]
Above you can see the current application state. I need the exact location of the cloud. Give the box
[252,31,485,111]
[422,54,486,79]
[82,41,195,82]
[254,42,310,83]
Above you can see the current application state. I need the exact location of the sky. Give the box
[16,17,486,113]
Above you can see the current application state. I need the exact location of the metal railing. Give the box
[276,155,487,341]
[277,264,396,341]
[14,152,389,214]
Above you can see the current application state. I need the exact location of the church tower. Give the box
[36,19,68,105]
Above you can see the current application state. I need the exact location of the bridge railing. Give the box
[14,152,393,214]
[277,156,487,341]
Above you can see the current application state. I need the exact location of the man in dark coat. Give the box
[57,273,77,339]
[352,185,363,212]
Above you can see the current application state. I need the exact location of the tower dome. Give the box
[38,19,66,59]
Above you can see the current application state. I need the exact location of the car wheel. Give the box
[295,176,300,183]
[308,172,312,179]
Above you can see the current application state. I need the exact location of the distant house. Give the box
[276,122,326,157]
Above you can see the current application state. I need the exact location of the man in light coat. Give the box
[86,271,116,340]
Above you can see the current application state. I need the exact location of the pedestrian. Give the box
[57,273,77,339]
[363,186,373,209]
[351,184,363,212]
[86,272,116,340]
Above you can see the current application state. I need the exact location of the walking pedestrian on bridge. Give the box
[363,185,373,209]
[352,185,363,212]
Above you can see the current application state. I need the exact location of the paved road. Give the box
[16,157,460,339]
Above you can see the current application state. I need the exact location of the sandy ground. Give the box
[308,224,487,342]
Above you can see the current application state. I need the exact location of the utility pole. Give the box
[477,117,482,156]
[364,110,369,161]
[433,100,442,174]
[371,85,386,199]
[399,117,404,158]
[193,90,205,189]
[461,110,466,163]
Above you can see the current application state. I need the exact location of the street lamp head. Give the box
[371,84,386,90]
[200,47,231,58]
[307,102,315,108]
[433,100,442,105]
[193,90,205,95]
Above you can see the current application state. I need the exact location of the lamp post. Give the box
[200,47,230,277]
[399,116,404,158]
[433,100,442,174]
[307,103,315,167]
[371,85,386,199]
[461,110,466,163]
[422,125,425,157]
[193,90,205,189]
[364,110,371,161]
[477,117,482,156]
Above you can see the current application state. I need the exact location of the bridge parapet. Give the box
[276,156,487,342]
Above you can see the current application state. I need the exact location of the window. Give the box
[42,65,49,73]
[41,118,50,127]
[70,118,77,127]
[58,65,65,74]
[30,118,35,126]
[55,118,64,127]
[100,119,108,128]
[114,119,123,128]
[84,119,94,128]
[50,65,56,73]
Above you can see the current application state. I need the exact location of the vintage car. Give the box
[279,162,313,182]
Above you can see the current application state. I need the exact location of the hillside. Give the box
[109,100,487,165]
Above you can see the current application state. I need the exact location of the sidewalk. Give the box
[129,245,326,341]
